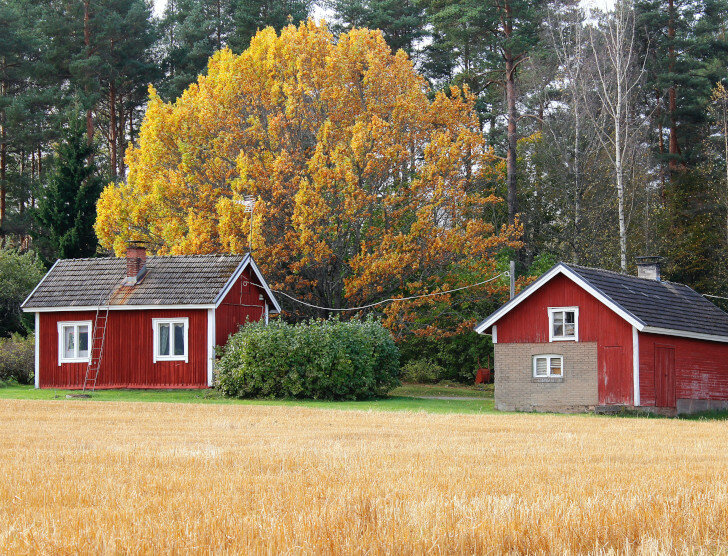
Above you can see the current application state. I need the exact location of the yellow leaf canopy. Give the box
[95,21,520,335]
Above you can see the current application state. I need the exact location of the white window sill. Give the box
[550,337,577,342]
[154,356,188,363]
[59,357,90,364]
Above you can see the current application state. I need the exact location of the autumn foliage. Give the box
[95,21,520,337]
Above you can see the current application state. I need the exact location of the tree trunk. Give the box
[118,97,126,179]
[216,0,222,50]
[667,0,680,170]
[0,75,6,237]
[573,95,581,263]
[109,82,117,177]
[0,114,6,237]
[503,1,518,226]
[615,76,627,271]
[505,53,518,225]
[723,99,728,245]
[84,0,94,146]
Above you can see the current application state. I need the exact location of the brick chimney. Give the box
[125,241,147,284]
[636,256,661,281]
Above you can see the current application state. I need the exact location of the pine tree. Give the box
[328,0,426,58]
[636,0,728,170]
[159,0,311,102]
[34,118,103,260]
[422,0,546,226]
[230,0,311,53]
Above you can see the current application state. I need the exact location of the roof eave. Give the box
[213,254,282,313]
[20,259,59,310]
[23,303,217,312]
[641,325,728,344]
[474,262,646,334]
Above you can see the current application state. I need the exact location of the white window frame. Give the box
[152,318,189,363]
[57,321,92,365]
[548,307,579,342]
[533,355,564,378]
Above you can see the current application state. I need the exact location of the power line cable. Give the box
[267,272,509,312]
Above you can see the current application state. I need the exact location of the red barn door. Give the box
[654,345,675,408]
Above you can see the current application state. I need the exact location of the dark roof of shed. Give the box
[22,254,249,309]
[563,263,728,337]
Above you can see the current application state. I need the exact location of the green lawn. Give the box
[0,384,496,414]
[392,382,493,398]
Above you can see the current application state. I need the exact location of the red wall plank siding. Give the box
[215,267,267,346]
[38,309,208,389]
[639,333,728,407]
[495,274,634,404]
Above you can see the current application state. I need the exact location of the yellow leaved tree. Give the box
[95,21,520,337]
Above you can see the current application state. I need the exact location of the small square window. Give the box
[548,307,578,342]
[153,318,188,362]
[533,355,564,378]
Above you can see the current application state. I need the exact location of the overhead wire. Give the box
[266,272,509,312]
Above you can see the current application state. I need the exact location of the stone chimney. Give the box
[636,256,661,281]
[125,241,147,284]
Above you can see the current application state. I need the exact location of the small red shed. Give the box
[21,245,281,389]
[475,258,728,414]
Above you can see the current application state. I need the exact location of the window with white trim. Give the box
[152,318,189,362]
[548,307,578,341]
[533,355,563,378]
[58,321,92,364]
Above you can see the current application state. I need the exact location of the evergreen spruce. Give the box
[34,118,103,260]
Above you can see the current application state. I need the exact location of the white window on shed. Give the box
[153,318,189,363]
[58,321,92,364]
[548,307,579,342]
[533,355,563,378]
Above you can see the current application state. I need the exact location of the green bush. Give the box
[0,248,46,336]
[0,333,34,385]
[216,318,400,400]
[400,358,443,384]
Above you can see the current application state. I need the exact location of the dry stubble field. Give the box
[1,400,728,554]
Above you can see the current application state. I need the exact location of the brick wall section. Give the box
[494,342,598,412]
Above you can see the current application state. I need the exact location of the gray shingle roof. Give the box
[564,263,728,337]
[22,254,250,309]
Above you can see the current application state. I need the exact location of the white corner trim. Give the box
[632,326,640,407]
[207,309,215,386]
[547,306,579,342]
[264,302,269,325]
[641,326,728,344]
[152,317,189,363]
[34,313,40,389]
[21,259,59,309]
[492,325,497,344]
[57,320,93,365]
[474,264,645,334]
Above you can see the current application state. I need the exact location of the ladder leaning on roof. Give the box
[82,289,113,393]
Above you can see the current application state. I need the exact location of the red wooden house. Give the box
[475,257,728,414]
[21,244,281,389]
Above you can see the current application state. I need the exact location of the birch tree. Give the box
[546,3,588,262]
[584,0,647,271]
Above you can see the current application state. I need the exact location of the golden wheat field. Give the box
[1,400,727,554]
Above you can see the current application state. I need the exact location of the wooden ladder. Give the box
[82,294,112,393]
